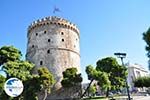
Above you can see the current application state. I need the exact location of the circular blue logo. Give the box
[4,78,24,97]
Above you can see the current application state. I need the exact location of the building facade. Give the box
[127,63,149,92]
[26,16,80,91]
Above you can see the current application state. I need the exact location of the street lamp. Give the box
[114,52,131,100]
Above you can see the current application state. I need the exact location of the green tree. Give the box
[23,67,55,100]
[0,75,6,96]
[0,46,22,66]
[0,46,55,100]
[134,76,150,88]
[88,84,97,97]
[143,28,150,70]
[0,46,24,100]
[81,65,110,98]
[61,67,82,88]
[96,57,127,97]
[38,67,55,100]
[3,61,34,80]
[22,75,40,100]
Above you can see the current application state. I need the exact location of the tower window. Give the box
[61,32,64,35]
[32,45,34,48]
[36,33,38,36]
[62,39,64,42]
[40,61,43,65]
[47,49,50,54]
[48,39,51,42]
[44,31,47,34]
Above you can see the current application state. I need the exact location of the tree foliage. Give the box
[96,57,127,90]
[86,65,110,89]
[88,84,97,97]
[143,28,150,70]
[134,76,150,88]
[83,57,127,98]
[82,65,110,98]
[0,46,22,66]
[61,68,82,88]
[0,46,55,100]
[0,75,5,96]
[38,67,55,93]
[3,61,34,80]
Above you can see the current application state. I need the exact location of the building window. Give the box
[62,39,64,42]
[36,33,38,36]
[48,39,51,42]
[40,61,43,65]
[136,71,141,77]
[61,32,64,35]
[44,31,47,34]
[74,45,76,48]
[32,45,34,48]
[47,49,50,54]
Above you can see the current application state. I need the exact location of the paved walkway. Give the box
[132,96,150,100]
[113,96,150,100]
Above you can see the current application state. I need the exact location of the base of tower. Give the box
[46,85,82,100]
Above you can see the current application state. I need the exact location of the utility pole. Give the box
[114,53,131,100]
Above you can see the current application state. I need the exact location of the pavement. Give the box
[113,96,150,100]
[132,96,150,100]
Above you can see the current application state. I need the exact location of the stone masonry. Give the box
[26,16,81,99]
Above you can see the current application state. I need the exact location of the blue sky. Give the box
[0,0,150,82]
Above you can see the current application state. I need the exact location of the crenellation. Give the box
[28,16,80,34]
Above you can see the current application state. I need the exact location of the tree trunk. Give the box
[106,88,109,97]
[81,79,94,98]
[43,89,47,100]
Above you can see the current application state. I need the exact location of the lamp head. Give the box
[114,52,126,58]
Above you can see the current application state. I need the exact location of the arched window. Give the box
[44,31,47,34]
[48,39,51,42]
[47,49,50,54]
[40,61,43,65]
[32,45,34,48]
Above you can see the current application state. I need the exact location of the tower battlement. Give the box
[28,16,79,35]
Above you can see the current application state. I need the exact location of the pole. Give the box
[120,58,131,100]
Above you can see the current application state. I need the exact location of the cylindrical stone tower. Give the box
[26,16,80,90]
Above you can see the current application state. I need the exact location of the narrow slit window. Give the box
[32,45,34,48]
[62,39,64,42]
[40,61,43,65]
[44,31,47,34]
[47,49,50,54]
[48,39,51,42]
[36,33,38,36]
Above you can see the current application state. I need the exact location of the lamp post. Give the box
[114,53,131,100]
